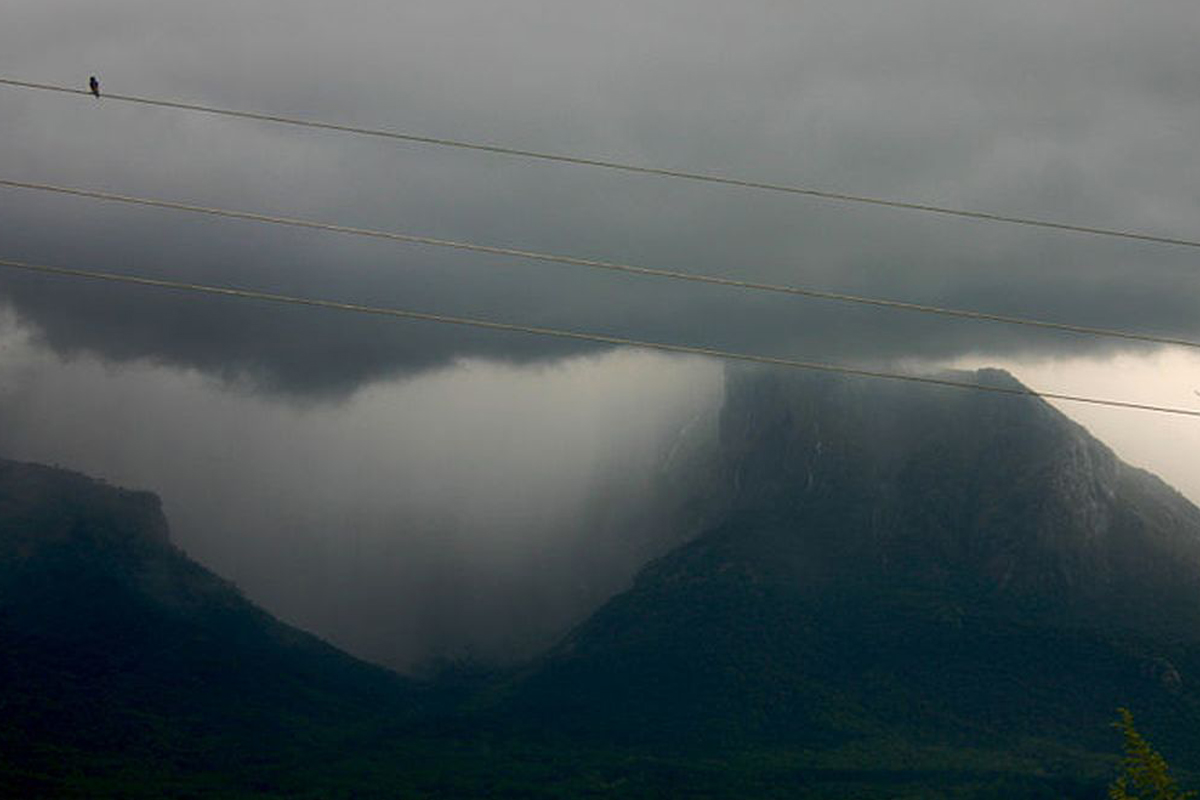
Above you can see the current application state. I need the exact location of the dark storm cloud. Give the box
[2,0,1199,395]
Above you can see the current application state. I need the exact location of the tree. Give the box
[1110,707,1196,800]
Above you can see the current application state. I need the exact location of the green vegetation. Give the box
[1110,708,1196,800]
[0,735,1116,799]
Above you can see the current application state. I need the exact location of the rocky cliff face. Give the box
[498,366,1200,758]
[712,366,1200,632]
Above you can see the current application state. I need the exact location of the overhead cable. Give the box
[1,256,1198,419]
[2,76,1199,250]
[2,177,1196,352]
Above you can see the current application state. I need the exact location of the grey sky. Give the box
[2,0,1198,668]
[2,0,1198,393]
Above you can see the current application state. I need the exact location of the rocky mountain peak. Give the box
[0,458,170,556]
[707,366,1200,626]
[497,366,1200,758]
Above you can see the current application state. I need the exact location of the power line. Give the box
[3,177,1196,352]
[1,255,1198,419]
[3,76,1199,251]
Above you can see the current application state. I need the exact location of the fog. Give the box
[0,315,722,668]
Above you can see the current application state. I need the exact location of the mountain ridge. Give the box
[0,455,426,797]
[4,365,1200,797]
[491,366,1200,764]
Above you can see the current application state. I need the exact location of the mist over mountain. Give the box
[496,365,1200,768]
[6,2,1200,796]
[4,364,1200,798]
[0,338,725,671]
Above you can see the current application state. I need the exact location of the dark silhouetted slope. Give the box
[0,458,422,796]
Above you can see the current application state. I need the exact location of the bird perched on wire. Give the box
[89,76,100,98]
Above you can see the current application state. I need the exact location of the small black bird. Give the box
[89,76,100,98]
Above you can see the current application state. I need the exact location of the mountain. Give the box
[493,366,1200,789]
[0,457,426,797]
[6,366,1200,798]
